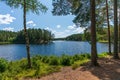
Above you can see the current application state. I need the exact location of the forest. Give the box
[0,28,54,44]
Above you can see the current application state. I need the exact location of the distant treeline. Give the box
[65,27,114,42]
[0,28,54,44]
[0,30,17,42]
[66,34,83,41]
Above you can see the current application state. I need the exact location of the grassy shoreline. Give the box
[0,42,13,45]
[0,52,109,80]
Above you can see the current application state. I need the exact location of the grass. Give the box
[72,59,89,70]
[0,58,61,80]
[98,52,109,58]
[0,52,109,80]
[98,40,108,43]
[0,42,12,45]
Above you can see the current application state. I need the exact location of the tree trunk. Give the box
[114,0,119,59]
[118,4,120,53]
[106,0,111,54]
[90,0,98,66]
[23,0,31,68]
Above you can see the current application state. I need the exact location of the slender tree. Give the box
[90,0,98,66]
[106,0,111,54]
[23,0,31,68]
[118,0,120,53]
[52,0,100,66]
[3,0,47,68]
[114,0,119,59]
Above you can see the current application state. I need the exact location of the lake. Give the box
[0,41,113,60]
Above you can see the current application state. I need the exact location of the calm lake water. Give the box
[0,41,113,60]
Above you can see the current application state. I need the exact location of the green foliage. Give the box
[60,54,73,66]
[66,34,83,41]
[98,52,109,58]
[0,58,8,73]
[13,28,54,44]
[41,56,49,63]
[73,54,91,61]
[48,56,60,65]
[0,30,17,43]
[0,57,61,80]
[0,52,109,79]
[64,26,114,42]
[3,0,48,14]
[72,59,89,70]
[0,28,54,44]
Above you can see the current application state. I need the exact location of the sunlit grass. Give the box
[0,52,109,80]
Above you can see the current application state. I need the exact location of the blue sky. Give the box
[0,0,85,38]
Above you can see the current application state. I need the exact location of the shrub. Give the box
[72,54,81,61]
[32,55,42,61]
[41,56,49,63]
[72,54,90,62]
[0,58,8,73]
[48,56,59,65]
[60,54,72,66]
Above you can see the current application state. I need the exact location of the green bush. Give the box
[48,56,59,65]
[60,54,72,66]
[0,58,8,73]
[41,56,49,63]
[79,54,91,60]
[72,54,81,61]
[32,55,42,61]
[72,54,90,62]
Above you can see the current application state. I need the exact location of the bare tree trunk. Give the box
[118,4,120,53]
[90,0,98,66]
[23,0,31,68]
[114,0,119,59]
[106,0,111,54]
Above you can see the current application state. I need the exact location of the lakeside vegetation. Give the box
[53,27,114,43]
[0,28,54,44]
[0,52,108,80]
[0,27,114,44]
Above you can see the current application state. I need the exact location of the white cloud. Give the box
[68,24,85,33]
[44,28,64,38]
[68,24,76,30]
[50,29,68,38]
[45,27,52,31]
[27,20,34,24]
[56,25,61,28]
[0,14,16,24]
[73,27,85,33]
[3,27,14,31]
[65,30,70,33]
[11,10,14,13]
[44,24,85,38]
[27,20,36,27]
[33,24,36,26]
